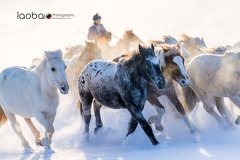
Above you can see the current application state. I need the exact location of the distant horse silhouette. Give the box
[148,35,191,63]
[65,41,102,97]
[181,51,239,130]
[0,50,69,152]
[179,34,227,57]
[62,30,143,60]
[113,43,199,142]
[78,44,166,145]
[63,44,84,59]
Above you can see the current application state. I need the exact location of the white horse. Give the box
[182,50,240,130]
[0,49,69,153]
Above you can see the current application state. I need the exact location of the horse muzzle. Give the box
[179,77,190,87]
[59,83,69,94]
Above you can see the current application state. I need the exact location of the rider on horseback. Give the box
[87,13,112,51]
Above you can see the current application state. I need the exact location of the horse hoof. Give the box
[36,140,44,146]
[152,141,160,146]
[148,116,157,124]
[235,117,240,125]
[193,133,201,143]
[155,125,164,132]
[44,147,55,154]
[22,148,34,154]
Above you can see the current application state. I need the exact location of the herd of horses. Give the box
[0,29,240,152]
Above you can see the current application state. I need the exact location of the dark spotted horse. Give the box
[77,44,166,145]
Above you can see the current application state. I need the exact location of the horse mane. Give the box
[148,35,179,47]
[198,46,227,55]
[119,45,151,67]
[179,34,206,47]
[158,44,181,57]
[155,44,182,67]
[63,44,84,59]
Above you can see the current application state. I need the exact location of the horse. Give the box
[148,35,191,63]
[113,43,199,142]
[65,41,102,98]
[101,30,144,60]
[178,34,228,57]
[181,50,240,130]
[0,49,69,152]
[61,30,143,61]
[178,34,236,117]
[77,44,166,145]
[63,44,84,59]
[114,29,144,52]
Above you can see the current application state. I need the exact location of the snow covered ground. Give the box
[1,0,240,159]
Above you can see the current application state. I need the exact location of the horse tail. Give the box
[180,85,200,114]
[77,99,84,118]
[0,105,7,127]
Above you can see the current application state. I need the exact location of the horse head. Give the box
[155,44,190,86]
[84,41,102,60]
[179,34,207,57]
[44,49,69,94]
[139,44,166,90]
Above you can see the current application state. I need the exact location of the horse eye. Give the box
[64,65,67,69]
[51,67,56,71]
[171,62,175,65]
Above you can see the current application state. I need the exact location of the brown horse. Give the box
[113,43,200,142]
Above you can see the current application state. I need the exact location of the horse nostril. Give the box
[61,87,66,91]
[181,80,185,84]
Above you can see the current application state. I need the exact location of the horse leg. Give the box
[228,96,240,124]
[195,89,227,130]
[214,96,235,129]
[166,89,199,134]
[34,112,55,150]
[6,112,31,149]
[93,99,103,134]
[127,107,159,145]
[147,92,165,132]
[24,118,41,145]
[80,92,93,139]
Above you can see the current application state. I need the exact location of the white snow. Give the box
[1,0,240,159]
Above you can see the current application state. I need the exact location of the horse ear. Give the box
[176,43,180,49]
[155,49,166,67]
[151,43,155,51]
[139,44,143,52]
[161,45,169,53]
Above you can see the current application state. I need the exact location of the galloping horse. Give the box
[0,50,69,152]
[78,44,166,145]
[65,41,102,98]
[181,51,239,130]
[147,44,199,139]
